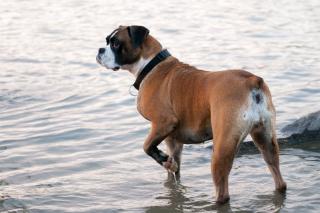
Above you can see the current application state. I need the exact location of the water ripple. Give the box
[0,0,320,212]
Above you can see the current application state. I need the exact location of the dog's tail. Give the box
[246,75,266,105]
[247,75,264,90]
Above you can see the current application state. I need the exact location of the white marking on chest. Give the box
[129,57,152,77]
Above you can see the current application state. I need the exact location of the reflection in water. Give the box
[0,0,319,212]
[145,174,286,213]
[270,191,287,212]
[146,177,195,213]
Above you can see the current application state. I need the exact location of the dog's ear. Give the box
[127,25,149,48]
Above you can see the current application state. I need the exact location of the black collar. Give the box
[133,49,171,90]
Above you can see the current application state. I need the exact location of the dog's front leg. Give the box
[143,121,178,172]
[165,137,183,177]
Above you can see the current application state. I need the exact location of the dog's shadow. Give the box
[144,174,286,213]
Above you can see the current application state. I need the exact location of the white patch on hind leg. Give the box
[241,89,273,137]
[243,90,271,121]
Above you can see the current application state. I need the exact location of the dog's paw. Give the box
[163,157,178,173]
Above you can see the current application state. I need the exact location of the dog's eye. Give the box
[111,40,120,49]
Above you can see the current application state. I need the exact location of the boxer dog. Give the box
[96,25,287,204]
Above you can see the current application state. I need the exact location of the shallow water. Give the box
[0,0,320,212]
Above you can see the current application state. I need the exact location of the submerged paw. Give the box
[163,157,178,173]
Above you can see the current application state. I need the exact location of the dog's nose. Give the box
[99,48,105,54]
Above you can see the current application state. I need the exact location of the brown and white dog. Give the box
[96,25,287,204]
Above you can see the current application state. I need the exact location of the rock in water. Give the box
[281,111,320,135]
[280,111,320,145]
[209,111,320,154]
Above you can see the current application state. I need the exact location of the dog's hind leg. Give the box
[165,137,184,177]
[250,121,287,192]
[143,118,178,172]
[211,113,244,204]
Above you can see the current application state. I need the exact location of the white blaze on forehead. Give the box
[99,27,153,73]
[108,29,119,42]
[98,29,121,69]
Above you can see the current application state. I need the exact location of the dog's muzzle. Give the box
[98,48,105,54]
[96,48,120,71]
[96,48,105,64]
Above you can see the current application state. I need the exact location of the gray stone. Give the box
[281,111,320,136]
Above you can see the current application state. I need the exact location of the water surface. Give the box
[0,0,320,212]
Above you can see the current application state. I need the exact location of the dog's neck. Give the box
[126,57,153,77]
[123,35,163,77]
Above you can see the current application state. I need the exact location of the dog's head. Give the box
[97,25,160,72]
